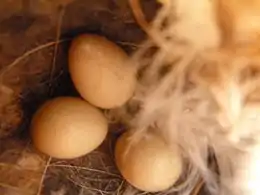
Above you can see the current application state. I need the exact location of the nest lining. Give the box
[4,0,260,194]
[0,1,200,195]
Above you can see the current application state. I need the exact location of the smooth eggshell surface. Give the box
[69,34,136,109]
[115,132,183,192]
[31,97,108,159]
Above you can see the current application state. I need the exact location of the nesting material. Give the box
[2,0,260,194]
[0,1,150,194]
[111,0,260,195]
[69,34,137,109]
[31,97,108,159]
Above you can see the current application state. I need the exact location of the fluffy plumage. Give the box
[113,0,260,194]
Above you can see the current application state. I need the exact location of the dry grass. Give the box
[0,0,207,195]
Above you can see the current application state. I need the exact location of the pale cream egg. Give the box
[31,97,108,159]
[115,131,183,192]
[69,34,136,109]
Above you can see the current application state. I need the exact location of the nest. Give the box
[0,1,207,195]
[6,0,259,194]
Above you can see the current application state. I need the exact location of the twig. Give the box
[48,6,66,96]
[36,6,66,195]
[128,0,150,35]
[116,180,125,195]
[49,164,122,178]
[116,41,140,48]
[36,156,51,195]
[68,177,111,195]
[191,178,204,195]
[98,154,109,172]
[0,162,19,168]
[128,0,165,47]
[0,40,68,82]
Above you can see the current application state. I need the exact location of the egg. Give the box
[69,34,136,109]
[30,97,108,159]
[115,132,183,192]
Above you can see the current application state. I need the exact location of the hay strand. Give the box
[36,157,51,195]
[0,40,67,83]
[191,179,204,195]
[129,0,150,36]
[35,6,66,195]
[48,6,66,96]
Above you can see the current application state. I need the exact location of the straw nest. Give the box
[0,0,210,195]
